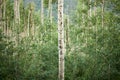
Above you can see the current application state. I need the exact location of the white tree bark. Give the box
[3,0,6,34]
[102,0,104,28]
[0,0,3,30]
[48,0,52,23]
[27,10,30,37]
[58,0,65,80]
[89,0,92,17]
[14,0,20,24]
[14,0,20,45]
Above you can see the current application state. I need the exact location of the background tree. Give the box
[58,0,65,80]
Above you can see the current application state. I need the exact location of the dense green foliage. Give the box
[0,0,120,80]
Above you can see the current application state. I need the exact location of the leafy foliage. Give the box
[0,0,120,80]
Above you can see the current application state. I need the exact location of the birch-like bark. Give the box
[88,0,92,40]
[3,0,6,34]
[30,7,33,37]
[94,0,98,56]
[94,0,96,16]
[48,0,52,23]
[82,0,86,44]
[28,10,30,37]
[58,0,65,80]
[102,0,104,28]
[14,0,20,45]
[0,0,2,30]
[14,0,20,24]
[41,0,44,25]
[89,0,92,17]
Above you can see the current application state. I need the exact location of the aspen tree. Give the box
[6,16,9,42]
[102,0,104,28]
[82,0,86,44]
[41,0,44,25]
[30,3,34,37]
[14,0,20,45]
[94,0,97,54]
[87,0,92,42]
[89,0,92,17]
[48,0,53,43]
[28,9,30,36]
[48,0,52,23]
[94,0,96,16]
[3,0,6,34]
[58,0,65,80]
[0,0,2,30]
[14,0,20,24]
[27,3,35,37]
[89,0,92,31]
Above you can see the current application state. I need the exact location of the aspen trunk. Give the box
[41,0,44,25]
[94,0,97,52]
[102,0,104,28]
[88,0,92,40]
[30,8,33,37]
[94,0,96,16]
[48,0,52,23]
[14,0,20,24]
[0,0,2,30]
[0,0,2,19]
[89,0,92,30]
[89,0,92,17]
[28,10,30,37]
[58,0,65,80]
[3,0,6,34]
[50,3,52,23]
[14,0,20,45]
[82,0,86,43]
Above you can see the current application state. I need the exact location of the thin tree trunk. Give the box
[89,0,92,31]
[58,0,65,80]
[94,0,97,54]
[82,0,86,44]
[28,10,30,37]
[94,0,96,16]
[48,0,52,23]
[30,7,33,37]
[88,0,92,41]
[41,0,44,25]
[89,0,92,17]
[14,0,20,24]
[14,0,20,45]
[0,0,3,30]
[102,0,104,28]
[3,0,6,34]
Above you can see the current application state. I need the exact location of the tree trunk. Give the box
[3,0,6,34]
[0,0,3,30]
[41,0,44,25]
[28,10,30,37]
[89,0,92,17]
[14,0,20,45]
[14,0,20,24]
[94,0,96,16]
[48,0,52,23]
[102,0,104,28]
[58,0,65,80]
